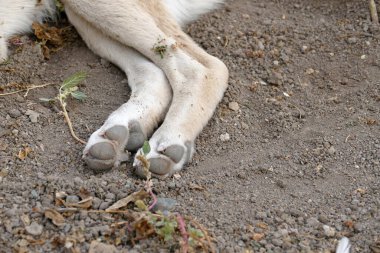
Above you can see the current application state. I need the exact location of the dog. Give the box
[0,0,229,178]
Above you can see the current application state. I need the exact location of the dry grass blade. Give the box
[0,83,54,97]
[106,189,149,211]
[188,218,216,253]
[369,0,379,24]
[58,102,86,144]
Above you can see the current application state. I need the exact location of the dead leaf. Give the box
[44,209,65,227]
[65,197,93,209]
[366,118,377,126]
[257,222,268,230]
[189,183,205,191]
[32,22,64,59]
[355,188,366,195]
[245,50,264,58]
[343,220,354,229]
[51,236,65,249]
[55,191,67,206]
[78,187,91,200]
[106,189,149,211]
[252,233,265,241]
[133,218,155,238]
[17,146,33,160]
[28,239,46,246]
[20,214,30,226]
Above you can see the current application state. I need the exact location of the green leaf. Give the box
[61,72,87,91]
[135,200,148,211]
[71,90,87,100]
[142,141,151,155]
[54,0,65,12]
[155,219,177,241]
[188,226,204,238]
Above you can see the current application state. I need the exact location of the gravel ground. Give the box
[0,0,379,252]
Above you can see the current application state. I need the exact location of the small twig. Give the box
[57,80,86,145]
[176,214,189,253]
[369,0,379,25]
[223,36,230,47]
[0,83,54,97]
[188,218,215,253]
[148,190,157,211]
[58,98,86,144]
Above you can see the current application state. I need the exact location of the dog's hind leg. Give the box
[64,8,172,172]
[63,0,228,177]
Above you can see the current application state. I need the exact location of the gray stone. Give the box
[92,197,102,209]
[8,109,21,118]
[322,225,335,237]
[306,217,320,227]
[327,146,336,155]
[25,110,39,123]
[151,198,177,212]
[25,222,43,236]
[105,193,115,201]
[66,195,80,204]
[99,201,111,210]
[228,102,240,111]
[256,211,267,219]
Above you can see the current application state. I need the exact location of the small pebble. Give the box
[105,193,115,201]
[220,133,230,142]
[306,217,320,228]
[25,110,39,123]
[99,201,111,210]
[305,68,315,75]
[89,241,118,253]
[347,37,357,44]
[25,222,43,236]
[8,109,21,118]
[73,177,83,185]
[322,225,335,237]
[256,211,267,219]
[66,195,80,204]
[327,146,336,155]
[151,198,177,212]
[228,102,240,111]
[92,197,102,209]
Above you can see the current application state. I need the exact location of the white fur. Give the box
[0,0,55,60]
[163,0,224,26]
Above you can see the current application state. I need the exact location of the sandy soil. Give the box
[0,0,379,252]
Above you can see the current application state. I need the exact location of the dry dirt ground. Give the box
[1,0,380,252]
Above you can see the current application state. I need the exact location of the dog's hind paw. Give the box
[133,135,194,179]
[83,121,146,172]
